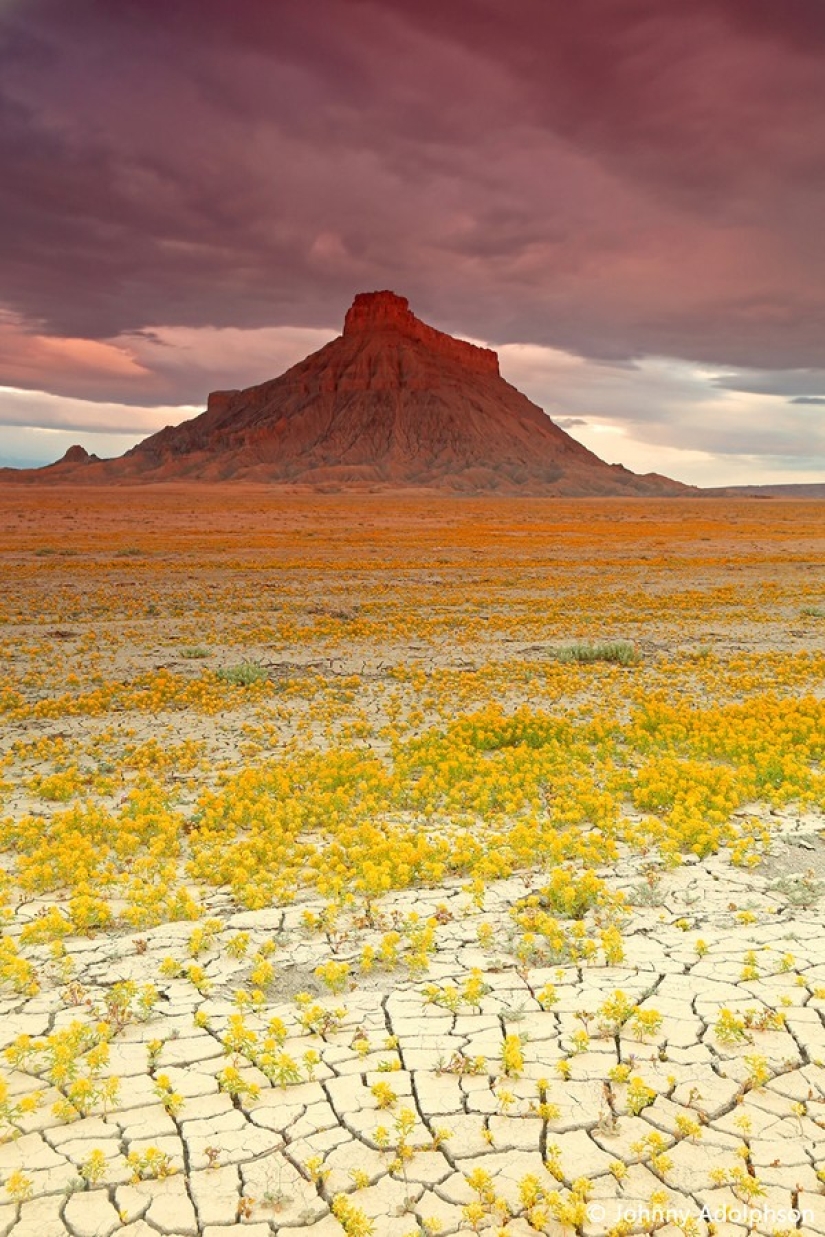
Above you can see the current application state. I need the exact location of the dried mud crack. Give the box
[3,852,825,1235]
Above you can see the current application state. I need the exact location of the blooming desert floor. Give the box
[1,488,825,1237]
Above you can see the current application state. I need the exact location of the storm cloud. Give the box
[1,0,823,481]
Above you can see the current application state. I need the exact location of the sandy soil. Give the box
[1,488,824,1236]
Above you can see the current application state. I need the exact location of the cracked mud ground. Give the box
[4,847,825,1237]
[1,489,825,1236]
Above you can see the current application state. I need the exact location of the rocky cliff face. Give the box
[1,291,691,493]
[343,291,500,377]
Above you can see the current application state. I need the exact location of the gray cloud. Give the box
[0,0,824,371]
[498,345,825,466]
[712,368,825,397]
[0,386,195,435]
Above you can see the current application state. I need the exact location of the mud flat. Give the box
[1,489,824,1235]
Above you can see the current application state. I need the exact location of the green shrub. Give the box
[216,661,268,686]
[554,641,640,666]
[767,873,823,907]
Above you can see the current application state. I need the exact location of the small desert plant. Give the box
[554,640,640,666]
[767,872,823,907]
[126,1147,176,1182]
[216,661,268,686]
[626,874,665,906]
[181,646,211,659]
[801,605,825,618]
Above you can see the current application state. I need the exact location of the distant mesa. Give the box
[58,445,96,465]
[1,291,692,494]
[14,443,101,475]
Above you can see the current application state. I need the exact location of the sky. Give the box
[1,0,824,485]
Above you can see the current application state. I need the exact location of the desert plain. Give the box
[1,488,825,1237]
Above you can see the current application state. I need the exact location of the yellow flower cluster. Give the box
[0,491,822,1024]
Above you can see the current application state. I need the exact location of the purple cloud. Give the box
[0,0,824,485]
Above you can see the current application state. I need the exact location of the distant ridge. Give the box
[703,483,825,498]
[1,291,693,494]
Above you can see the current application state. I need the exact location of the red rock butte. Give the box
[2,291,691,493]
